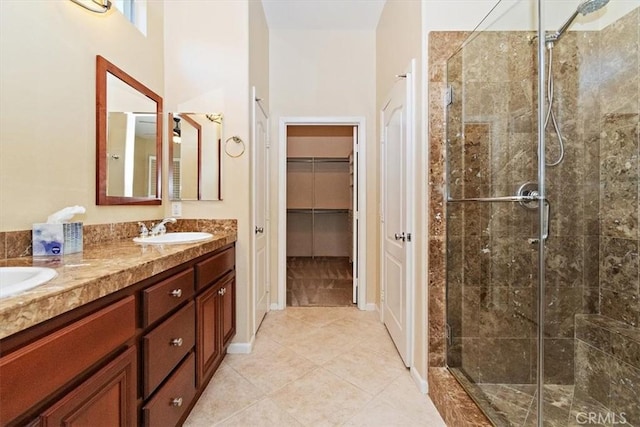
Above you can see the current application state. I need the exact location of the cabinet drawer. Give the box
[143,301,195,398]
[143,268,194,327]
[0,296,135,425]
[143,352,196,427]
[195,247,235,290]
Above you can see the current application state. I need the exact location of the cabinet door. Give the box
[195,284,222,387]
[40,346,137,427]
[220,275,236,348]
[0,296,135,425]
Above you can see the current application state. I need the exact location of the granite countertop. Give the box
[0,230,237,340]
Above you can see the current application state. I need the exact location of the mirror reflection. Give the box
[97,55,163,205]
[168,113,222,201]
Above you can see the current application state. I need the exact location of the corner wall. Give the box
[376,0,426,385]
[268,28,376,307]
[163,0,259,345]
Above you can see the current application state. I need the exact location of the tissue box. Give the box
[32,222,83,256]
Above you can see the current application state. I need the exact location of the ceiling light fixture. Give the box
[70,0,112,14]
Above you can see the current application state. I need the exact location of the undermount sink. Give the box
[133,232,214,245]
[0,267,58,298]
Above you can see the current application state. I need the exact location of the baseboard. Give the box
[411,366,428,394]
[270,303,282,311]
[227,336,255,354]
[365,303,378,311]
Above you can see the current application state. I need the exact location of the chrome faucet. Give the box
[149,217,177,236]
[137,222,149,238]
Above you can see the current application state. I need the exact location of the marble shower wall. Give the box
[572,8,640,425]
[445,30,543,385]
[596,7,640,329]
[430,6,639,386]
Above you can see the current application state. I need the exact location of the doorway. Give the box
[286,125,355,306]
[277,117,367,311]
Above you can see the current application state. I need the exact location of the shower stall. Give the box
[445,0,640,425]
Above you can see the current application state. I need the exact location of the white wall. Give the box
[0,1,164,231]
[268,29,377,305]
[164,0,263,345]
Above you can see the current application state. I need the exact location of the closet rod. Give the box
[287,157,349,163]
[287,208,350,214]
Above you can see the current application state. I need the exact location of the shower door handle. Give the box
[447,195,538,203]
[530,200,551,244]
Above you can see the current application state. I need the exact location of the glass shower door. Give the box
[445,0,544,425]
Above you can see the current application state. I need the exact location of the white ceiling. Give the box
[260,0,387,30]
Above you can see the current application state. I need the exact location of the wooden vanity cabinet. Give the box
[139,244,235,425]
[0,296,136,426]
[195,247,236,387]
[0,243,235,427]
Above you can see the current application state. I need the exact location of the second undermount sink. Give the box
[0,267,58,298]
[133,232,214,245]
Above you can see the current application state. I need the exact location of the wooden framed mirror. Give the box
[96,55,163,205]
[168,112,222,201]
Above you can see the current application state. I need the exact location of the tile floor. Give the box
[287,257,354,307]
[184,307,446,426]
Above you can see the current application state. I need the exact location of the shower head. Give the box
[577,0,610,15]
[547,0,609,43]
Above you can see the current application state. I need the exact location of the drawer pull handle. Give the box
[170,397,183,407]
[169,289,183,298]
[170,338,183,347]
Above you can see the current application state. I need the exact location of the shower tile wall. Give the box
[445,30,545,385]
[430,5,640,426]
[573,8,640,425]
[440,6,640,389]
[428,31,470,369]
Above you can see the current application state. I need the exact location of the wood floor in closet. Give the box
[286,257,353,307]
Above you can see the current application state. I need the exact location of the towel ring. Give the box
[225,136,245,158]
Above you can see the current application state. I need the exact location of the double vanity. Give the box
[0,222,237,426]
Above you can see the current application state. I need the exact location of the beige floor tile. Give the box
[377,374,447,426]
[256,313,316,347]
[217,398,303,427]
[286,325,358,364]
[343,399,431,426]
[187,307,445,427]
[323,344,407,395]
[269,367,373,426]
[357,331,404,361]
[183,363,264,426]
[226,336,318,393]
[285,306,354,327]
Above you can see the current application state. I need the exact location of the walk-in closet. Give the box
[286,125,355,307]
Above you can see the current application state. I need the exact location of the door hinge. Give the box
[406,232,412,242]
[445,85,453,106]
[380,288,385,302]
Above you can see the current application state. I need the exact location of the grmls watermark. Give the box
[575,412,628,425]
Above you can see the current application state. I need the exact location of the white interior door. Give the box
[252,88,269,333]
[381,76,410,367]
